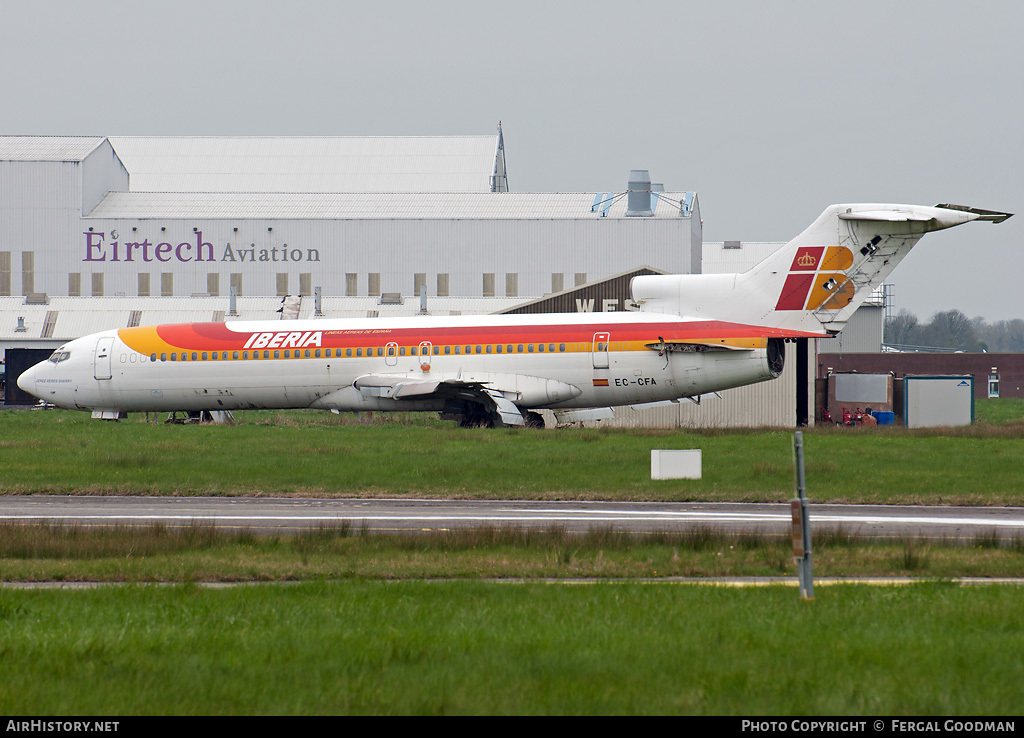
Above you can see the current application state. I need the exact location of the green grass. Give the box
[1,523,1022,582]
[975,397,1024,426]
[4,405,1024,715]
[1,581,1021,715]
[3,408,1024,503]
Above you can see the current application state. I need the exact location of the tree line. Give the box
[884,310,1024,353]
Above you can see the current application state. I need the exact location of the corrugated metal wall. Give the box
[0,161,81,297]
[815,306,884,354]
[592,343,800,428]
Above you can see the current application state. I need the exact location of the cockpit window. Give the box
[48,351,71,364]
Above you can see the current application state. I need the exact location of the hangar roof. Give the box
[108,135,506,193]
[0,136,106,162]
[0,296,528,341]
[86,190,697,220]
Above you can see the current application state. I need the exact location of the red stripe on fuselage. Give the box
[145,319,820,352]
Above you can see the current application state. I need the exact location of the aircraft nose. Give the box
[17,365,38,397]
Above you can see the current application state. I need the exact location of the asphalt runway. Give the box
[1,496,1023,541]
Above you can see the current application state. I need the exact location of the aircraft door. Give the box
[418,341,433,370]
[385,342,398,367]
[94,336,114,380]
[592,332,610,369]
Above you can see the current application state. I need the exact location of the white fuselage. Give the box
[18,312,778,416]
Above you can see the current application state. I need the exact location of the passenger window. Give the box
[273,350,280,359]
[283,350,289,358]
[559,343,565,352]
[411,347,418,356]
[346,348,352,357]
[486,345,492,354]
[507,345,513,354]
[538,344,545,353]
[242,351,249,359]
[433,346,439,355]
[263,351,270,359]
[353,348,359,357]
[192,352,198,361]
[454,346,461,355]
[549,344,555,353]
[151,353,157,362]
[496,345,502,354]
[399,347,406,356]
[465,345,471,355]
[475,345,482,354]
[170,353,177,362]
[445,346,451,355]
[160,353,167,362]
[201,352,208,361]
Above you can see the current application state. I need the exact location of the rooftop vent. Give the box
[24,293,49,305]
[380,293,403,305]
[626,170,653,217]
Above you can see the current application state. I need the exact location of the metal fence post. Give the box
[792,431,814,600]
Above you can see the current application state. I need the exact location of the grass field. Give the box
[3,402,1023,715]
[1,581,1022,715]
[2,403,1024,504]
[0,522,1022,582]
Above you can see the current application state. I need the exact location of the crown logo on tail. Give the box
[796,253,817,268]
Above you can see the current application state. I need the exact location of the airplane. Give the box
[17,202,1011,427]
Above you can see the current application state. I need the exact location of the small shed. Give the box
[903,375,974,428]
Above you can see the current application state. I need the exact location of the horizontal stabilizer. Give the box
[838,210,934,222]
[933,204,1013,223]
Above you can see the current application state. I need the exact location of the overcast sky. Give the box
[3,0,1021,321]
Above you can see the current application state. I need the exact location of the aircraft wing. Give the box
[353,374,525,426]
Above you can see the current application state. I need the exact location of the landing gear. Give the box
[442,397,544,429]
[524,411,545,429]
[457,413,495,429]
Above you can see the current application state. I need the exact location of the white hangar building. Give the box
[0,132,698,303]
[0,131,881,426]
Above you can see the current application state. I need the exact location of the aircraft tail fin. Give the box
[632,203,1012,336]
